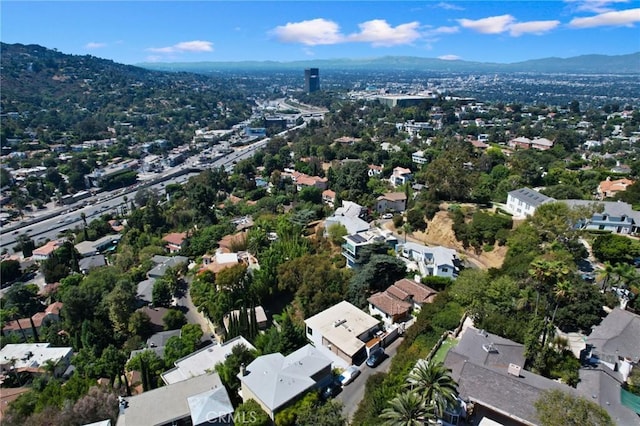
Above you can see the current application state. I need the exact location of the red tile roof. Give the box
[368,292,412,316]
[393,278,438,304]
[162,232,187,246]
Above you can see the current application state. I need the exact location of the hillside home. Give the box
[597,177,634,199]
[0,343,73,378]
[75,234,122,257]
[397,242,459,279]
[562,199,640,235]
[412,150,428,165]
[2,302,64,340]
[342,228,398,268]
[117,372,234,426]
[162,232,187,254]
[390,167,412,187]
[506,187,555,218]
[32,239,64,262]
[324,200,370,236]
[237,344,332,420]
[376,192,407,214]
[304,301,381,365]
[162,336,256,385]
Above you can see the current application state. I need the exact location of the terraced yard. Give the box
[431,335,458,365]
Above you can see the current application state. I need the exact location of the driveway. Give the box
[337,335,404,422]
[175,277,215,344]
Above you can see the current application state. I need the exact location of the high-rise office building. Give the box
[304,68,320,93]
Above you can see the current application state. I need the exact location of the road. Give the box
[337,335,404,422]
[175,276,216,344]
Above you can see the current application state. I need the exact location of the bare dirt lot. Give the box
[385,210,507,270]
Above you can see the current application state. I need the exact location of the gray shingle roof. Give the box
[238,344,331,413]
[586,308,640,363]
[507,187,555,207]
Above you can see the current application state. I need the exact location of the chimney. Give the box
[240,363,247,376]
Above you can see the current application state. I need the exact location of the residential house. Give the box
[78,254,107,274]
[443,327,574,425]
[304,301,381,365]
[342,228,398,268]
[397,242,459,279]
[577,309,639,424]
[2,302,63,340]
[0,343,73,378]
[368,278,438,325]
[237,344,333,419]
[325,200,371,236]
[322,189,336,205]
[506,187,555,218]
[75,234,122,257]
[389,167,412,188]
[597,177,634,199]
[412,150,429,165]
[147,255,189,279]
[367,292,412,325]
[508,136,554,151]
[32,239,64,262]
[376,192,407,214]
[162,336,256,385]
[223,306,268,334]
[129,329,182,360]
[290,171,328,191]
[163,232,187,254]
[333,136,361,146]
[562,199,640,234]
[116,372,234,426]
[368,164,383,177]
[136,306,172,333]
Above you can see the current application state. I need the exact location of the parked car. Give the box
[381,213,394,219]
[337,366,361,386]
[321,379,342,399]
[366,347,385,368]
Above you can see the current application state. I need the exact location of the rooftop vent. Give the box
[482,343,498,353]
[508,363,522,377]
[477,329,488,337]
[334,319,347,328]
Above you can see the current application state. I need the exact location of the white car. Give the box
[337,366,361,386]
[381,213,394,219]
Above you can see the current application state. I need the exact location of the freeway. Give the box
[0,125,301,255]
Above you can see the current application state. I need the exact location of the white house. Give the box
[376,192,407,214]
[390,167,412,187]
[506,187,555,218]
[397,242,459,279]
[0,343,73,378]
[304,301,380,365]
[412,150,429,165]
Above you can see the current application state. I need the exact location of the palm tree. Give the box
[550,280,574,327]
[380,390,435,426]
[597,261,616,292]
[406,360,458,418]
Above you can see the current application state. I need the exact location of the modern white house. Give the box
[389,167,412,187]
[342,228,398,268]
[0,343,73,378]
[506,187,555,218]
[412,150,429,165]
[304,301,381,365]
[397,242,459,279]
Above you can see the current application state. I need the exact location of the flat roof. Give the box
[162,336,256,385]
[304,301,379,357]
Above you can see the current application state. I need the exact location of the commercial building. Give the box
[304,68,320,93]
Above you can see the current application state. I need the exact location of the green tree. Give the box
[127,310,153,339]
[297,399,347,426]
[379,391,435,426]
[327,223,348,246]
[534,389,613,426]
[163,309,187,331]
[405,360,458,417]
[0,260,21,285]
[152,279,172,307]
[234,399,271,426]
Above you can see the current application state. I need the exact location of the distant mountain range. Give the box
[138,53,640,74]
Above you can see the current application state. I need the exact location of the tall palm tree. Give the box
[597,261,616,292]
[406,360,458,418]
[380,390,435,426]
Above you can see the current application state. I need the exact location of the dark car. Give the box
[321,379,342,399]
[366,347,385,368]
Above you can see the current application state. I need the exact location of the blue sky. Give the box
[2,1,639,65]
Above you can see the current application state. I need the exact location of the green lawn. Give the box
[431,335,458,365]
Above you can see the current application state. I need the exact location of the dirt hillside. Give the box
[385,210,507,270]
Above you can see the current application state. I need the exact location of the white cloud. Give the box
[565,0,630,13]
[569,7,640,27]
[85,42,106,49]
[435,2,464,11]
[271,18,343,45]
[438,54,461,60]
[347,20,421,46]
[431,25,460,34]
[509,20,561,36]
[147,40,214,54]
[457,14,515,34]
